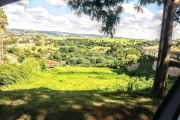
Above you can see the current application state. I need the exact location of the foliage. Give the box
[1,66,154,92]
[0,58,41,86]
[39,60,47,71]
[3,34,18,45]
[128,54,157,79]
[3,55,10,64]
[37,48,43,53]
[45,38,146,67]
[21,58,40,76]
[7,47,20,55]
[175,5,180,23]
[67,0,123,38]
[65,0,164,38]
[0,8,8,31]
[36,41,43,46]
[31,46,36,51]
[18,55,25,63]
[0,64,23,85]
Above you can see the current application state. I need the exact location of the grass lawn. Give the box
[0,67,174,120]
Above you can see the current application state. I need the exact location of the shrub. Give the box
[0,64,26,85]
[36,41,43,46]
[39,60,47,71]
[0,58,41,86]
[21,58,40,77]
[18,55,26,63]
[31,46,36,51]
[37,48,43,53]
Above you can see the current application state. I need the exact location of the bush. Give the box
[7,47,20,55]
[32,46,36,51]
[0,64,26,85]
[36,41,43,46]
[18,55,26,63]
[127,54,157,80]
[69,57,77,65]
[39,60,47,71]
[0,58,41,86]
[21,58,40,77]
[37,48,43,53]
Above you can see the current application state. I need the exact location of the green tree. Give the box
[40,60,47,71]
[106,42,125,59]
[36,41,43,46]
[18,55,25,63]
[31,46,36,51]
[0,8,8,64]
[53,51,61,61]
[37,48,43,53]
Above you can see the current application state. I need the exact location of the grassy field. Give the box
[0,67,174,120]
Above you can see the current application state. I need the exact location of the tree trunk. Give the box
[153,0,178,98]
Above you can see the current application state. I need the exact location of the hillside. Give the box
[5,28,104,38]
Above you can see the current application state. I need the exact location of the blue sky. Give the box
[2,0,180,40]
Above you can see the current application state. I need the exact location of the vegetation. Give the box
[4,36,159,67]
[0,66,176,119]
[0,58,39,85]
[1,31,179,119]
[0,8,8,64]
[0,0,180,118]
[65,0,180,98]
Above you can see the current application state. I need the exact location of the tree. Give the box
[66,0,180,98]
[152,0,180,98]
[0,8,8,64]
[31,46,36,51]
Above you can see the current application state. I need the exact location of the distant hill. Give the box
[5,28,104,38]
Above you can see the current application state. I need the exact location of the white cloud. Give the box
[122,3,154,22]
[154,10,163,20]
[112,3,163,40]
[3,4,101,35]
[2,1,180,40]
[15,0,29,6]
[3,4,25,15]
[46,0,67,8]
[26,6,48,14]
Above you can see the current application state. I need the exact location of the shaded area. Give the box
[0,88,160,120]
[153,76,180,120]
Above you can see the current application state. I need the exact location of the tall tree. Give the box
[153,0,179,98]
[0,8,8,64]
[66,0,180,98]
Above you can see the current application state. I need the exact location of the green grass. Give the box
[1,67,153,91]
[0,67,174,120]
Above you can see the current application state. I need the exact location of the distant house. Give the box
[143,46,180,60]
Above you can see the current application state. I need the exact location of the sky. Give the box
[1,0,180,40]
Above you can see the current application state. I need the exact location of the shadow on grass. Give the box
[0,88,160,120]
[111,67,155,80]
